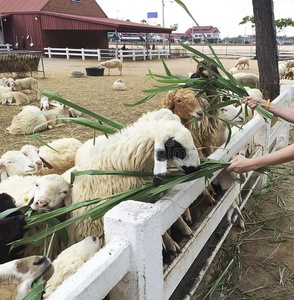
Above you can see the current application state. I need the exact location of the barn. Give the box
[0,0,173,53]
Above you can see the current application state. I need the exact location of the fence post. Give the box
[81,48,85,60]
[104,200,163,300]
[47,47,52,58]
[119,49,123,61]
[97,49,101,60]
[66,47,69,59]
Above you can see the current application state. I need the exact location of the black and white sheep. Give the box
[68,109,201,247]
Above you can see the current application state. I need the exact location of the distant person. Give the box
[227,96,294,174]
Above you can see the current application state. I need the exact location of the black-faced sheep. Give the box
[190,60,221,79]
[0,255,53,300]
[234,57,250,69]
[43,236,101,298]
[68,109,201,247]
[99,58,122,76]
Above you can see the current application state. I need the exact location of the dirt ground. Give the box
[1,56,294,299]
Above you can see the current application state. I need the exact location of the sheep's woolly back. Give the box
[233,72,259,87]
[112,78,126,91]
[0,175,39,207]
[6,105,47,135]
[68,112,200,246]
[43,236,101,298]
[99,58,122,75]
[37,138,82,175]
[234,57,249,69]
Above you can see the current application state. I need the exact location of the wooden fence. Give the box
[47,84,294,300]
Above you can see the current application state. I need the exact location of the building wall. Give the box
[42,30,108,49]
[42,0,107,18]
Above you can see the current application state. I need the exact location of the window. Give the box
[71,0,81,3]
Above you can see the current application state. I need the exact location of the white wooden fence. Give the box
[47,85,294,300]
[44,47,169,61]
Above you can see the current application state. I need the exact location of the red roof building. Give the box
[186,26,220,43]
[0,0,173,52]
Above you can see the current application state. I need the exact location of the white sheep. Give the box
[234,57,249,69]
[43,236,101,298]
[37,138,82,175]
[40,96,50,110]
[0,256,53,300]
[99,58,122,76]
[2,77,15,87]
[0,173,71,210]
[68,109,201,247]
[0,174,72,259]
[0,151,36,182]
[286,59,294,69]
[280,79,294,86]
[0,91,30,105]
[112,78,126,91]
[6,105,48,135]
[244,86,263,99]
[11,77,39,92]
[233,72,259,87]
[278,62,287,78]
[228,66,238,75]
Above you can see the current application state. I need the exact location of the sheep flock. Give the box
[1,56,294,299]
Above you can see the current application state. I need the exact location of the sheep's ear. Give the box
[40,156,54,169]
[153,140,167,187]
[27,185,36,206]
[0,161,8,183]
[63,190,72,206]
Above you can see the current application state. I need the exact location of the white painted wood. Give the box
[104,201,163,300]
[47,238,130,300]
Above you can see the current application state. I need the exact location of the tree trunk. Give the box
[252,0,279,100]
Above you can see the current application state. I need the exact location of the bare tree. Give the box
[252,0,279,100]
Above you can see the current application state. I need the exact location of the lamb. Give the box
[112,78,126,91]
[228,66,238,75]
[286,59,294,69]
[0,150,36,182]
[68,107,82,118]
[278,62,287,78]
[0,193,27,263]
[43,103,69,129]
[11,77,39,92]
[234,57,250,69]
[285,68,294,80]
[232,72,259,87]
[98,58,123,76]
[40,96,50,110]
[67,109,201,247]
[0,174,72,210]
[0,91,30,105]
[2,77,15,87]
[43,236,101,298]
[244,86,263,99]
[0,255,53,300]
[6,105,48,135]
[37,138,82,175]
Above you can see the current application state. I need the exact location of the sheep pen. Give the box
[1,56,294,300]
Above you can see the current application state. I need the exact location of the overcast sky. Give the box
[97,0,294,38]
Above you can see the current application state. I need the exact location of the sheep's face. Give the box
[0,256,53,299]
[162,89,203,122]
[1,151,37,176]
[30,174,71,211]
[21,145,43,170]
[220,105,244,125]
[153,121,200,186]
[193,60,220,79]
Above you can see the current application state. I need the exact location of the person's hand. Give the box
[243,96,266,109]
[226,155,255,174]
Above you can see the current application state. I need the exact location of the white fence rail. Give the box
[44,47,169,61]
[47,85,294,300]
[44,45,294,61]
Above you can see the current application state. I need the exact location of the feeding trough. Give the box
[71,71,84,78]
[85,67,104,76]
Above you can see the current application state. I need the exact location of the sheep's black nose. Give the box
[34,256,47,265]
[182,165,201,174]
[92,236,97,241]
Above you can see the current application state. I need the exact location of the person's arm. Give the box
[226,144,294,174]
[244,96,294,123]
